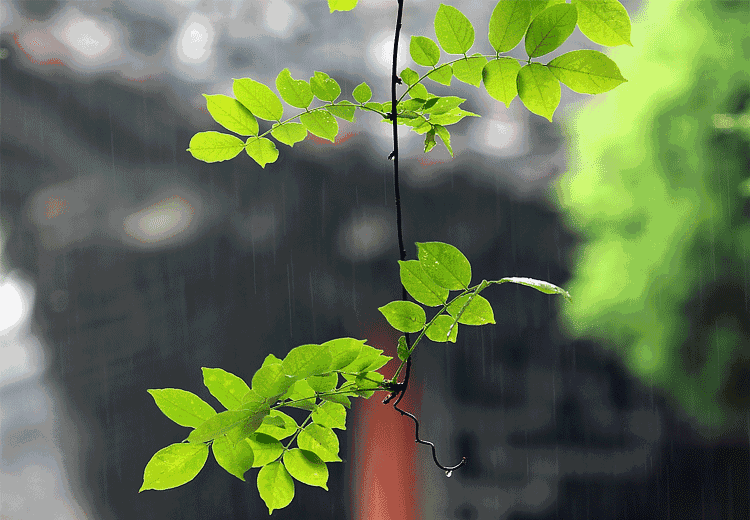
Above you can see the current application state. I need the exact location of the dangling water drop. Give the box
[445,470,452,478]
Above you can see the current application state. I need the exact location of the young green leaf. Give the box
[378,300,426,333]
[488,0,531,53]
[446,294,496,325]
[245,137,280,168]
[434,3,475,55]
[310,71,341,102]
[427,64,452,86]
[272,122,308,147]
[362,354,392,373]
[482,58,522,107]
[433,125,453,157]
[353,371,384,398]
[147,389,217,428]
[202,367,251,410]
[399,259,449,306]
[363,101,383,113]
[410,36,441,67]
[572,0,632,47]
[339,345,383,373]
[203,94,259,136]
[187,131,244,163]
[247,433,285,467]
[422,96,465,116]
[321,337,365,371]
[424,314,459,343]
[311,401,347,430]
[233,78,283,121]
[397,335,409,361]
[424,127,437,153]
[255,410,299,440]
[408,83,430,100]
[283,449,329,490]
[352,82,372,103]
[325,101,356,122]
[140,443,209,491]
[257,461,295,514]
[417,242,471,290]
[429,109,479,127]
[211,434,254,481]
[546,49,627,94]
[297,424,342,462]
[300,110,339,143]
[307,372,339,393]
[517,62,561,121]
[282,380,317,410]
[276,68,314,109]
[524,3,577,58]
[400,67,420,86]
[282,343,333,379]
[262,353,283,367]
[452,54,487,87]
[187,406,269,443]
[499,276,572,302]
[252,362,295,398]
[327,0,357,13]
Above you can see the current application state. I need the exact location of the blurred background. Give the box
[1,0,748,519]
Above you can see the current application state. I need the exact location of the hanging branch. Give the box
[384,0,466,474]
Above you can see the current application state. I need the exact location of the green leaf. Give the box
[500,276,572,302]
[362,354,392,372]
[517,62,561,121]
[298,424,342,462]
[252,362,295,398]
[233,78,283,121]
[247,433,284,467]
[399,259,449,306]
[257,461,294,514]
[310,71,341,102]
[311,401,347,430]
[352,82,372,103]
[525,3,577,58]
[452,54,487,87]
[282,380,317,410]
[482,58,522,107]
[423,96,465,116]
[434,125,453,157]
[203,94,259,136]
[327,0,357,12]
[202,367,251,410]
[271,122,308,147]
[424,127,437,153]
[397,335,409,361]
[417,242,471,290]
[307,372,339,393]
[211,434,254,481]
[321,392,351,409]
[325,101,356,122]
[400,67,420,86]
[339,345,385,373]
[321,337,365,371]
[140,443,208,491]
[300,110,339,143]
[353,371,384,398]
[410,36,441,67]
[434,3,475,55]
[187,131,244,163]
[363,101,383,113]
[255,410,299,440]
[425,314,459,343]
[572,0,632,47]
[446,294,496,325]
[427,64,452,86]
[262,354,283,367]
[378,300,426,333]
[188,406,269,443]
[429,108,479,126]
[283,449,329,490]
[408,83,430,100]
[282,344,333,379]
[276,68,313,109]
[245,137,279,168]
[546,49,626,94]
[488,0,531,52]
[147,389,216,428]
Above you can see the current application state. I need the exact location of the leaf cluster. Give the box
[187,0,630,167]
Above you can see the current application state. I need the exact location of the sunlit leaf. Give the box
[424,314,459,343]
[255,410,299,440]
[311,401,347,430]
[202,367,251,410]
[257,461,294,514]
[276,68,313,109]
[327,0,357,12]
[300,110,339,143]
[147,389,216,428]
[282,344,332,379]
[488,0,531,53]
[187,131,244,163]
[271,122,308,147]
[434,3,475,54]
[499,276,572,302]
[245,137,279,168]
[212,434,254,481]
[247,432,284,467]
[446,293,496,325]
[417,242,471,290]
[452,54,487,87]
[352,82,372,103]
[298,424,342,462]
[233,78,283,121]
[325,100,356,122]
[482,58,522,107]
[434,125,453,157]
[517,62,561,121]
[140,443,208,491]
[283,449,329,490]
[546,50,626,94]
[399,259,449,306]
[572,0,632,47]
[410,36,441,67]
[310,71,341,102]
[252,362,295,398]
[203,94,259,136]
[524,3,577,58]
[427,64,452,86]
[378,300,426,333]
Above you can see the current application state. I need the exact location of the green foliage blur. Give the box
[554,0,750,436]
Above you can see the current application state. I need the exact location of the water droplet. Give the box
[445,470,452,478]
